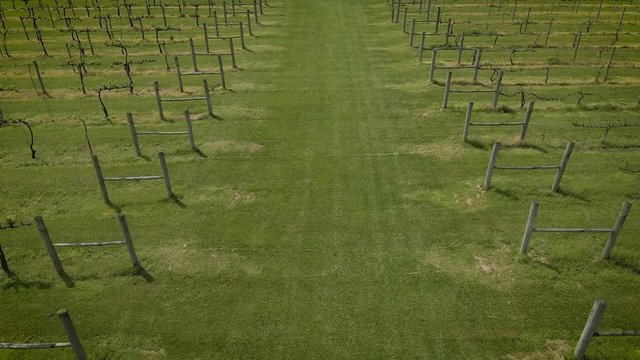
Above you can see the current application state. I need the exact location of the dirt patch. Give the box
[504,340,570,360]
[228,188,255,208]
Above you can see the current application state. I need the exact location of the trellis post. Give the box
[519,101,534,141]
[551,141,575,193]
[184,110,196,150]
[520,200,539,254]
[34,216,65,276]
[127,112,142,157]
[575,300,607,360]
[462,102,473,142]
[602,201,632,259]
[91,155,110,204]
[442,71,452,109]
[158,152,174,198]
[153,80,166,121]
[118,214,139,266]
[57,310,87,360]
[483,142,500,190]
[492,70,504,109]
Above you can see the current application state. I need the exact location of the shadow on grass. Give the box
[610,258,640,275]
[169,194,187,208]
[2,273,54,291]
[492,187,519,201]
[194,147,207,158]
[59,270,75,288]
[464,139,489,150]
[107,202,123,213]
[133,265,154,283]
[556,189,591,203]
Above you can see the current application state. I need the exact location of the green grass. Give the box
[1,0,640,359]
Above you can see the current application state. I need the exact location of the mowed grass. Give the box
[1,0,639,359]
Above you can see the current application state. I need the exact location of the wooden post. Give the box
[519,101,534,141]
[203,23,210,53]
[573,32,582,63]
[203,79,214,118]
[127,112,142,157]
[472,48,482,83]
[153,81,165,121]
[246,10,253,36]
[254,0,260,23]
[429,48,437,83]
[184,110,196,150]
[402,7,408,33]
[91,155,110,204]
[239,22,247,50]
[217,55,227,89]
[158,151,174,198]
[457,33,464,64]
[222,1,228,24]
[483,142,500,190]
[174,57,184,92]
[418,32,426,62]
[0,244,10,274]
[395,3,401,23]
[462,102,473,142]
[442,71,452,109]
[615,8,625,38]
[32,61,48,96]
[34,216,65,277]
[603,46,616,82]
[435,7,441,33]
[520,201,539,254]
[575,299,607,360]
[602,201,632,259]
[409,19,416,47]
[511,0,517,22]
[57,310,87,360]
[118,214,139,266]
[426,0,431,21]
[544,18,553,48]
[189,38,198,72]
[523,7,531,33]
[596,0,604,21]
[213,11,220,37]
[445,18,452,45]
[551,141,575,193]
[492,70,504,109]
[229,38,238,68]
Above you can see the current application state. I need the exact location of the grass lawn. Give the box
[1,0,639,359]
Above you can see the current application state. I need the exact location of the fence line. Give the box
[153,79,214,121]
[463,101,534,142]
[429,48,482,83]
[484,141,574,192]
[175,39,227,91]
[92,152,174,204]
[442,70,504,109]
[0,310,86,359]
[128,112,196,157]
[520,200,632,257]
[203,29,239,68]
[575,299,640,359]
[35,214,140,278]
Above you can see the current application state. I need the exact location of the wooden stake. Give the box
[189,38,198,72]
[442,71,452,109]
[544,18,553,47]
[483,142,500,189]
[472,48,482,83]
[184,110,196,150]
[0,244,10,274]
[551,141,575,193]
[429,48,438,83]
[57,310,87,360]
[127,112,141,157]
[203,79,214,117]
[520,200,539,254]
[418,32,426,62]
[217,54,226,89]
[492,70,504,109]
[462,102,473,142]
[34,216,66,277]
[158,151,173,198]
[575,300,607,360]
[118,214,139,266]
[603,46,616,82]
[519,101,534,141]
[153,80,165,121]
[91,155,110,204]
[602,201,632,259]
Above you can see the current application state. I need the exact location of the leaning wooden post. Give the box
[435,7,441,33]
[602,201,632,259]
[472,48,482,83]
[213,11,220,37]
[596,0,604,21]
[444,18,452,45]
[519,101,534,142]
[442,71,452,109]
[462,102,473,142]
[158,151,174,198]
[246,10,253,36]
[203,23,211,53]
[457,33,464,64]
[91,155,110,204]
[409,19,416,47]
[203,79,214,118]
[217,55,227,89]
[239,22,247,50]
[418,32,426,62]
[34,216,65,277]
[57,310,87,360]
[189,38,198,72]
[523,7,531,33]
[118,214,139,266]
[572,32,582,63]
[153,81,165,121]
[174,57,184,92]
[32,61,48,96]
[402,7,408,33]
[483,142,500,190]
[492,70,504,109]
[253,0,260,24]
[520,200,539,254]
[551,141,575,193]
[544,18,553,47]
[429,48,438,83]
[229,38,238,68]
[575,299,607,360]
[603,46,616,82]
[184,110,196,150]
[511,0,517,22]
[127,112,142,157]
[0,244,10,274]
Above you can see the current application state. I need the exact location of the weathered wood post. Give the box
[492,70,504,109]
[229,38,238,68]
[0,244,10,274]
[457,33,464,64]
[174,57,184,92]
[418,32,426,62]
[523,7,531,33]
[615,8,625,39]
[32,61,48,96]
[184,110,196,150]
[239,22,247,50]
[445,18,452,45]
[153,80,165,121]
[409,19,416,47]
[246,10,253,36]
[203,79,214,117]
[402,7,408,33]
[222,1,228,24]
[253,0,260,23]
[189,38,198,72]
[551,141,575,193]
[472,48,482,83]
[519,101,534,141]
[544,18,553,47]
[429,48,438,83]
[213,11,220,37]
[602,201,632,259]
[426,0,432,21]
[34,216,65,277]
[435,7,441,33]
[604,46,616,82]
[126,112,142,157]
[91,155,110,204]
[575,299,607,360]
[442,71,452,109]
[483,142,500,190]
[596,0,604,21]
[118,214,139,266]
[203,23,211,53]
[217,54,227,89]
[462,102,473,142]
[57,310,87,360]
[573,31,582,63]
[158,151,174,198]
[511,0,517,22]
[520,200,539,254]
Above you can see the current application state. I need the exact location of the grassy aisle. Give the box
[1,0,639,359]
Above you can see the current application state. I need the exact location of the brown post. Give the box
[492,70,504,109]
[32,61,48,96]
[519,101,534,141]
[229,38,238,68]
[429,48,438,83]
[603,47,616,82]
[544,18,553,47]
[462,102,473,142]
[217,54,227,89]
[472,48,482,83]
[34,216,65,277]
[418,32,426,62]
[0,244,10,274]
[189,38,198,72]
[203,23,211,53]
[127,112,141,157]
